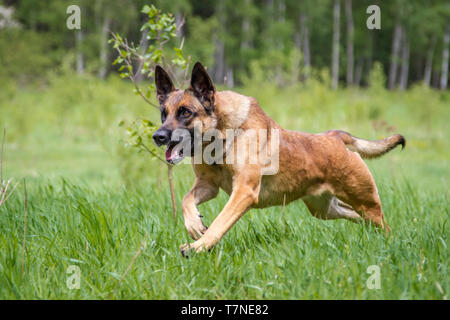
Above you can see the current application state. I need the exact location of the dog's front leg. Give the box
[182,178,219,240]
[181,170,261,255]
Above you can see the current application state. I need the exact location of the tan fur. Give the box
[155,64,405,255]
[215,91,251,130]
[326,130,405,159]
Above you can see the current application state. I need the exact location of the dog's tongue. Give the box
[166,144,182,163]
[165,145,175,162]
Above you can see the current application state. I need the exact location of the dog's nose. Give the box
[152,128,171,146]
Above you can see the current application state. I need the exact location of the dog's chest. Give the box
[254,174,305,208]
[214,167,305,208]
[214,165,234,195]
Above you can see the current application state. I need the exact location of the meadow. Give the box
[0,73,448,299]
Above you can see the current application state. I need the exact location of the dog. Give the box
[152,62,405,256]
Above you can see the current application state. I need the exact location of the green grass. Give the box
[0,176,447,299]
[0,75,448,299]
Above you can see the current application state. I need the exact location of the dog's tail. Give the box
[327,130,405,159]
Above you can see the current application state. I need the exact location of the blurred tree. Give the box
[441,26,449,90]
[388,1,404,89]
[212,0,225,84]
[331,0,340,90]
[345,0,354,86]
[1,0,448,89]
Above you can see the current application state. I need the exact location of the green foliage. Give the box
[110,4,188,88]
[109,5,188,166]
[368,62,387,93]
[113,118,167,186]
[2,0,449,87]
[121,118,164,162]
[0,29,56,84]
[183,15,217,68]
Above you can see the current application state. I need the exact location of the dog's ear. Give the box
[155,65,175,104]
[190,62,215,112]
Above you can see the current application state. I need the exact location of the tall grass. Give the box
[0,178,447,299]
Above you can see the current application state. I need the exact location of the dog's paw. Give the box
[180,241,209,258]
[185,220,208,240]
[180,243,193,258]
[180,243,191,258]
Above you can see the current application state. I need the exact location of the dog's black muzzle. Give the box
[152,128,172,146]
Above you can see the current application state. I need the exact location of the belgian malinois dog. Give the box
[153,62,405,256]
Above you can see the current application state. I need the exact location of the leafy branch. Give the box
[110,5,190,222]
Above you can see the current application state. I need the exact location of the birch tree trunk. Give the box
[213,36,225,84]
[225,67,234,88]
[432,69,440,88]
[175,12,184,38]
[275,0,286,86]
[388,22,402,89]
[98,13,111,79]
[241,0,252,52]
[440,27,449,90]
[301,14,311,80]
[240,0,252,75]
[354,57,363,87]
[75,30,84,75]
[295,20,302,52]
[293,17,302,82]
[213,2,225,83]
[331,0,340,90]
[424,37,436,87]
[295,13,311,82]
[241,16,250,50]
[345,0,354,86]
[135,29,149,82]
[399,30,409,90]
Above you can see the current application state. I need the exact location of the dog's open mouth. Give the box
[165,141,185,164]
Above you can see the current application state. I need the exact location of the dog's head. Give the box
[152,62,218,164]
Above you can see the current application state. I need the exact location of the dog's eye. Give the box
[161,110,167,123]
[179,107,192,118]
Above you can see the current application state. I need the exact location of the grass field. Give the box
[0,75,448,299]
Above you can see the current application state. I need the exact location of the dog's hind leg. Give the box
[332,151,390,232]
[303,193,362,222]
[336,190,389,232]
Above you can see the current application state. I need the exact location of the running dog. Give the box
[152,62,405,256]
